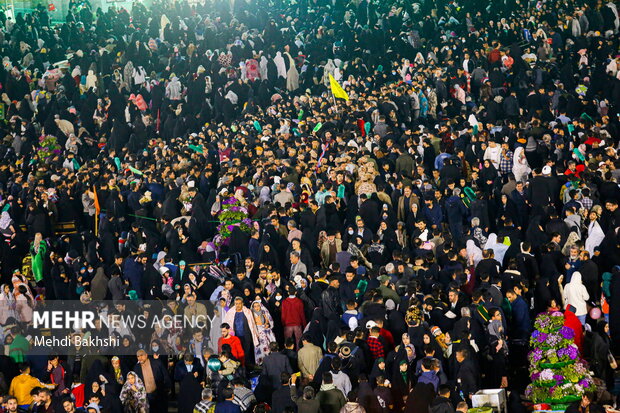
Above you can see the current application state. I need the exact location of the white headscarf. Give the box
[466,239,483,267]
[0,211,12,230]
[484,233,509,264]
[585,220,604,256]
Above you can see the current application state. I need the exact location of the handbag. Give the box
[607,352,617,370]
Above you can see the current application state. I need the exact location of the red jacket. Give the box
[564,309,584,354]
[281,296,306,327]
[218,335,245,364]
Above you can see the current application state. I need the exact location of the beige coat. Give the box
[298,342,323,377]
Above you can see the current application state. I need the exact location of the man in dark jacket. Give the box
[261,342,293,389]
[506,289,530,340]
[527,169,552,210]
[455,349,478,402]
[134,350,171,413]
[322,275,343,343]
[432,385,456,413]
[445,189,469,247]
[316,373,346,413]
[271,373,296,413]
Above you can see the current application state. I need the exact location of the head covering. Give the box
[119,371,147,412]
[484,233,509,264]
[0,211,12,230]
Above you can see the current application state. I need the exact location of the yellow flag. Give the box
[329,74,349,101]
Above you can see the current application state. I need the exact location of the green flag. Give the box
[32,241,47,282]
[72,158,80,171]
[337,184,345,199]
[573,148,585,162]
[128,166,143,176]
[298,109,304,120]
[567,124,575,133]
[114,157,122,171]
[313,122,323,133]
[189,145,204,154]
[253,121,262,132]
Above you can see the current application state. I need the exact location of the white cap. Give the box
[366,320,378,329]
[542,165,552,175]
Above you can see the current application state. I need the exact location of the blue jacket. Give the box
[510,296,531,340]
[424,205,443,228]
[418,371,440,392]
[445,196,468,224]
[123,257,144,298]
[215,400,241,413]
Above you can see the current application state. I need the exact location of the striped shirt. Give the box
[233,386,256,412]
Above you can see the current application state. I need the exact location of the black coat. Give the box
[321,286,342,321]
[455,359,478,398]
[431,396,455,413]
[133,358,171,395]
[261,352,292,389]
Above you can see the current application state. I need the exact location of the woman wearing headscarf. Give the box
[404,381,436,413]
[480,159,500,195]
[258,186,271,205]
[484,234,509,265]
[119,371,149,413]
[303,307,326,348]
[533,278,554,315]
[0,284,16,324]
[251,299,277,365]
[585,209,605,256]
[0,211,16,244]
[512,146,531,182]
[561,271,589,325]
[257,241,280,270]
[466,240,483,267]
[392,360,412,411]
[525,216,549,250]
[369,357,387,387]
[387,333,416,377]
[496,193,519,229]
[487,317,509,388]
[590,320,614,390]
[30,232,47,284]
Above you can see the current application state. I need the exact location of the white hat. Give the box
[542,165,552,175]
[188,181,195,188]
[366,320,378,329]
[159,266,170,275]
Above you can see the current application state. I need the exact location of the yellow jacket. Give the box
[9,373,45,405]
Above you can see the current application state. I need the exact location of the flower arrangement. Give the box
[37,135,62,162]
[530,328,576,351]
[526,313,596,408]
[533,312,565,334]
[215,196,252,248]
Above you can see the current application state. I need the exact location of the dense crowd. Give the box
[0,0,619,411]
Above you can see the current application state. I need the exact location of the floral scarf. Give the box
[120,372,148,412]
